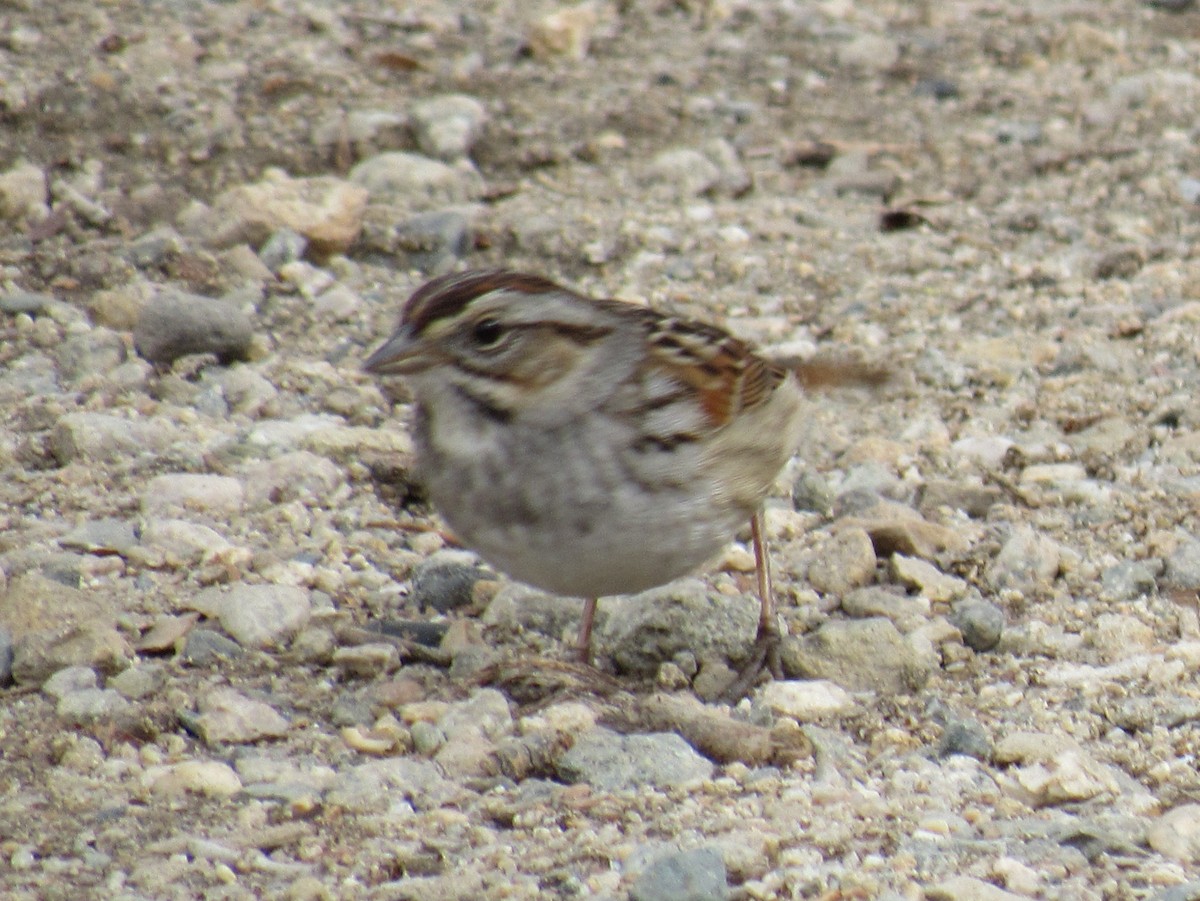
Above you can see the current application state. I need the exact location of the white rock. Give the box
[243,414,344,453]
[437,688,512,741]
[195,686,290,745]
[986,525,1061,592]
[1147,803,1200,863]
[990,857,1041,896]
[1085,612,1156,663]
[925,875,1027,901]
[141,474,245,517]
[0,159,48,223]
[1005,750,1122,806]
[42,665,98,700]
[189,584,311,648]
[757,679,857,721]
[139,519,233,561]
[1020,462,1087,486]
[349,152,483,207]
[950,435,1014,468]
[644,148,721,198]
[528,3,599,60]
[146,760,243,797]
[239,451,344,507]
[51,412,175,464]
[892,555,968,602]
[410,94,487,161]
[184,168,368,253]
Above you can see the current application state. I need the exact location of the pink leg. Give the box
[751,510,776,638]
[576,597,598,664]
[720,510,782,701]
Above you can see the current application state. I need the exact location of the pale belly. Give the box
[416,413,756,599]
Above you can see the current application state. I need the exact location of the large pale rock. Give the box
[183,168,367,253]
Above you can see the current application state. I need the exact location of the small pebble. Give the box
[949,597,1006,652]
[133,290,254,365]
[557,728,714,791]
[629,845,728,901]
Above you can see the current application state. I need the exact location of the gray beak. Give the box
[363,327,440,375]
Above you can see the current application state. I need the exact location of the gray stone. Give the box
[190,584,311,648]
[482,584,591,641]
[556,727,713,791]
[180,628,244,665]
[411,720,446,756]
[1154,882,1200,901]
[410,551,493,613]
[925,875,1027,900]
[141,473,245,517]
[891,555,968,603]
[331,642,398,677]
[0,291,52,316]
[598,580,757,675]
[56,688,132,725]
[42,665,98,699]
[836,33,900,71]
[55,331,126,388]
[938,719,993,761]
[51,412,175,465]
[1133,803,1200,862]
[257,228,308,271]
[919,479,1002,518]
[36,554,89,589]
[1179,178,1200,205]
[1087,613,1156,663]
[207,365,278,416]
[11,623,131,686]
[124,227,185,268]
[437,688,512,741]
[0,159,47,223]
[325,756,466,813]
[58,518,139,556]
[388,210,471,273]
[629,846,728,901]
[108,665,165,700]
[757,679,857,721]
[410,94,487,161]
[133,290,254,365]
[1164,539,1200,591]
[0,627,12,684]
[1101,560,1161,601]
[986,526,1060,593]
[138,519,233,563]
[837,462,902,502]
[644,148,721,198]
[193,686,290,745]
[841,587,929,633]
[0,351,59,398]
[807,527,877,596]
[995,120,1043,144]
[792,468,834,515]
[239,451,343,508]
[949,597,1005,651]
[780,617,930,693]
[349,151,484,207]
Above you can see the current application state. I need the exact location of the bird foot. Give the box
[718,627,783,704]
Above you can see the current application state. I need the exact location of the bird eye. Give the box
[470,317,506,349]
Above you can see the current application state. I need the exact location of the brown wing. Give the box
[641,312,788,430]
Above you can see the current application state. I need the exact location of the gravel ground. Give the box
[3,1,1200,898]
